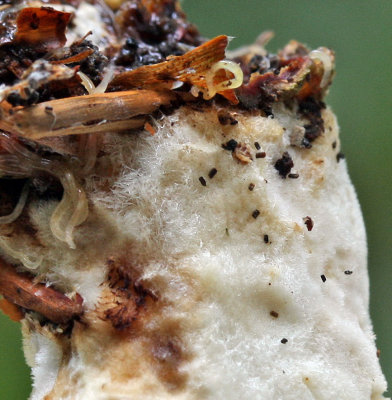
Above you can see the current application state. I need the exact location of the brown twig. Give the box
[1,90,176,139]
[0,257,83,324]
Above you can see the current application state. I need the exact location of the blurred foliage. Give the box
[0,0,390,398]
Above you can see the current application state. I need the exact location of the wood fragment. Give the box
[15,7,72,51]
[0,297,23,322]
[50,49,94,65]
[0,257,83,324]
[110,35,228,91]
[1,90,176,139]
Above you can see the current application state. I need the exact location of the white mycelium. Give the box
[18,104,388,400]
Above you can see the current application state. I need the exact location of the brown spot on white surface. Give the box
[0,0,387,398]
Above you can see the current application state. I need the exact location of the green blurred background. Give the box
[0,0,391,398]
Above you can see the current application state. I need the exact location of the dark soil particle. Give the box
[252,209,260,219]
[208,168,217,179]
[344,270,353,275]
[256,152,266,159]
[270,311,279,318]
[114,0,202,70]
[222,139,238,152]
[336,152,345,162]
[67,40,108,85]
[321,274,326,283]
[198,176,206,187]
[6,89,39,106]
[281,338,288,344]
[297,97,326,146]
[248,183,255,191]
[263,234,269,243]
[303,216,314,231]
[274,152,294,178]
[332,141,337,149]
[288,173,299,179]
[254,142,261,150]
[218,111,238,125]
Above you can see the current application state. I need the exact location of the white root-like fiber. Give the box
[13,104,388,400]
[0,133,89,249]
[0,180,29,224]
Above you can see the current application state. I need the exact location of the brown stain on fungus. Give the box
[103,256,158,331]
[97,254,190,391]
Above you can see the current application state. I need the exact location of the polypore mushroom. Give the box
[0,0,388,399]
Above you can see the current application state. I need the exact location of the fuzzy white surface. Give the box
[20,106,388,399]
[23,329,62,400]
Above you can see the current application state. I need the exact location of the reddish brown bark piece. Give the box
[237,57,312,107]
[0,257,83,324]
[15,7,72,51]
[110,35,228,90]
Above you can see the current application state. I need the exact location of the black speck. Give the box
[252,209,260,219]
[321,274,326,283]
[274,152,294,178]
[222,139,238,152]
[248,183,255,191]
[288,173,299,179]
[281,338,288,344]
[254,142,261,150]
[45,106,53,112]
[208,168,217,179]
[344,270,353,275]
[256,152,266,159]
[270,310,279,318]
[336,152,345,162]
[225,228,229,236]
[264,234,269,244]
[332,141,337,149]
[199,176,206,187]
[301,137,312,149]
[30,13,39,30]
[303,216,313,231]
